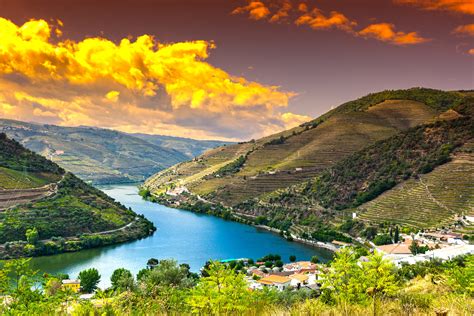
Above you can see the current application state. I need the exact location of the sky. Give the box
[0,0,472,141]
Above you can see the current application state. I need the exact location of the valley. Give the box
[0,120,230,184]
[144,88,474,241]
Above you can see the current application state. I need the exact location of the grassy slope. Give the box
[0,120,226,184]
[145,88,463,207]
[241,117,473,230]
[0,133,154,249]
[358,141,474,228]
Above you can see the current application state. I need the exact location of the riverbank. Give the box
[0,216,155,260]
[143,190,338,254]
[29,184,333,288]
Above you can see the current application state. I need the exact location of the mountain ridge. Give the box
[143,87,473,235]
[0,119,230,184]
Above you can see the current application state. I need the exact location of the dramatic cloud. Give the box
[395,0,474,15]
[232,1,271,20]
[358,23,430,45]
[232,1,428,46]
[0,18,300,140]
[295,8,356,31]
[453,24,474,36]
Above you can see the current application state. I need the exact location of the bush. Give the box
[373,234,393,246]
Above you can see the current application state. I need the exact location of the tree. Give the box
[275,260,284,268]
[141,259,194,292]
[310,256,319,264]
[147,258,159,269]
[137,268,150,282]
[373,234,392,246]
[78,268,101,293]
[362,251,399,316]
[110,268,134,291]
[321,248,365,315]
[187,262,268,314]
[289,255,296,262]
[25,227,39,245]
[394,226,400,243]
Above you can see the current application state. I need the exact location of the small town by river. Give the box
[30,184,333,288]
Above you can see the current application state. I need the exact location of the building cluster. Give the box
[376,231,473,266]
[245,261,323,292]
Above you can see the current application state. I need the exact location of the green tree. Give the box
[78,268,101,293]
[187,262,273,314]
[289,255,296,262]
[362,251,399,316]
[394,226,400,243]
[141,259,194,291]
[447,255,474,295]
[321,248,365,315]
[275,260,284,268]
[25,227,39,245]
[310,256,319,264]
[373,234,392,246]
[147,258,159,269]
[110,268,134,291]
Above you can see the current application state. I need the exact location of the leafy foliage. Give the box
[79,268,101,293]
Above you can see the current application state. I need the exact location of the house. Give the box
[257,275,291,291]
[289,273,309,288]
[61,279,81,293]
[283,261,317,272]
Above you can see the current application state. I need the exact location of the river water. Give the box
[30,184,332,288]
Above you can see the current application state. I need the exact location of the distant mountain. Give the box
[0,133,155,259]
[132,133,231,159]
[144,88,473,233]
[0,120,230,184]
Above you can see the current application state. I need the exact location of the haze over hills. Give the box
[144,88,474,232]
[0,133,155,259]
[0,120,230,184]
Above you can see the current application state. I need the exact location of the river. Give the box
[30,184,333,288]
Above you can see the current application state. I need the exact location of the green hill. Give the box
[0,120,229,184]
[0,133,155,259]
[143,88,473,233]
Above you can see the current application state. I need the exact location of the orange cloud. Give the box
[232,1,271,20]
[453,24,474,36]
[0,17,299,141]
[232,1,428,46]
[269,1,292,23]
[358,23,430,45]
[298,3,308,12]
[295,8,356,31]
[469,48,474,55]
[395,0,474,15]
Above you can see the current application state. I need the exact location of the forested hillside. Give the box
[0,133,155,259]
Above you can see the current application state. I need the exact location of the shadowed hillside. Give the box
[0,133,155,259]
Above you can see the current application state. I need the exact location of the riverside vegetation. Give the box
[0,134,156,259]
[0,249,472,315]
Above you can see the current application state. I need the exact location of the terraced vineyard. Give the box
[358,142,474,228]
[150,98,445,205]
[144,88,472,231]
[0,133,155,258]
